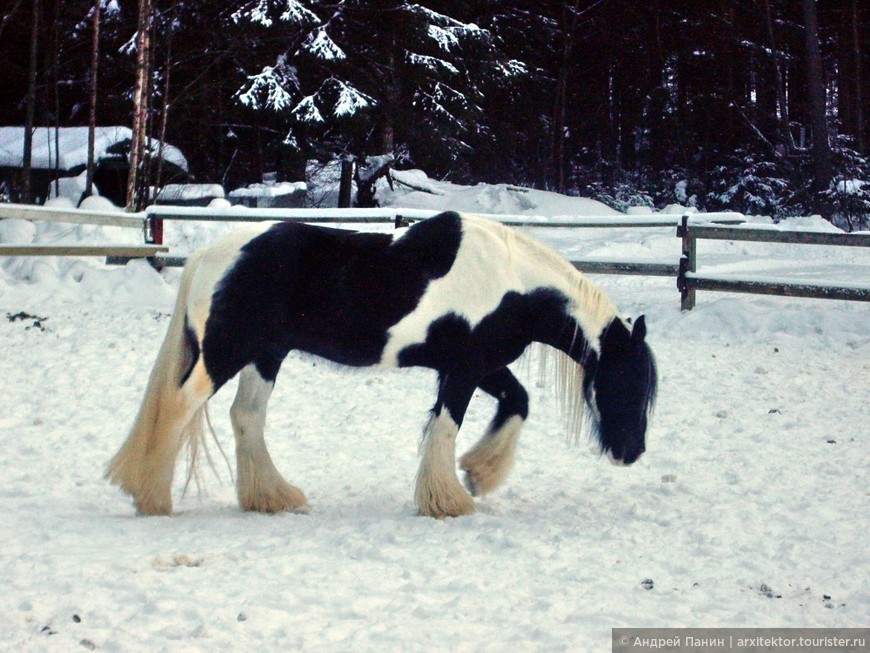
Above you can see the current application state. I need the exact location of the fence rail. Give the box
[684,275,870,303]
[0,244,167,258]
[0,203,145,228]
[4,203,867,311]
[572,260,680,277]
[682,224,870,247]
[677,216,870,310]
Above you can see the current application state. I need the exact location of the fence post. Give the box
[677,215,696,310]
[338,157,354,208]
[143,214,163,245]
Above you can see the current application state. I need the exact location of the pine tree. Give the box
[232,0,526,173]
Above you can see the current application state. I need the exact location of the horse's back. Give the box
[188,217,468,387]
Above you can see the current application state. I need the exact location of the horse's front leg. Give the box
[415,373,477,518]
[460,367,529,497]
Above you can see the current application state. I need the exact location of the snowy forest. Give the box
[0,0,868,227]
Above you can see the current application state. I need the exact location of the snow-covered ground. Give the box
[1,175,868,652]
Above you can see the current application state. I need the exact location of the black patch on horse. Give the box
[397,288,590,421]
[201,212,463,391]
[179,315,200,386]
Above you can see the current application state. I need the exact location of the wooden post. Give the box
[338,157,353,208]
[678,215,697,311]
[144,214,163,244]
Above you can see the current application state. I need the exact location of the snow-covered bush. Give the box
[705,152,791,218]
[582,181,654,213]
[814,141,870,231]
[818,179,870,232]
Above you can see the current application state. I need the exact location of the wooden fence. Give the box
[0,203,741,275]
[0,203,166,260]
[142,206,745,245]
[677,216,870,310]
[6,203,867,311]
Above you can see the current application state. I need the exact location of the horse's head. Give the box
[584,315,657,466]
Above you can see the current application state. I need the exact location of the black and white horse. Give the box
[106,211,657,518]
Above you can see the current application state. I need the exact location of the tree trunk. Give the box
[378,46,398,155]
[22,0,39,204]
[550,0,581,193]
[153,28,172,194]
[126,0,152,211]
[852,0,864,154]
[138,20,154,209]
[85,0,100,199]
[52,0,60,199]
[802,0,832,195]
[764,0,795,150]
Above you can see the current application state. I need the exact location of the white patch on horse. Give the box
[380,215,617,367]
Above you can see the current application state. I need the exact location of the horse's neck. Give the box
[565,273,619,355]
[509,228,617,358]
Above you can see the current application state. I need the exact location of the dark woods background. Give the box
[0,0,867,227]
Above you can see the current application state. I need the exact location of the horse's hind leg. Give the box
[459,368,529,497]
[415,373,477,518]
[231,364,308,514]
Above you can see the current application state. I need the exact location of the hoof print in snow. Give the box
[152,554,203,570]
[641,578,654,590]
[40,625,57,636]
[768,408,781,414]
[826,439,836,444]
[759,583,781,599]
[72,614,82,623]
[6,311,49,331]
[80,639,97,651]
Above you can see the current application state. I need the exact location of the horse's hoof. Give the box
[462,472,480,497]
[239,482,309,514]
[134,497,173,516]
[417,495,476,519]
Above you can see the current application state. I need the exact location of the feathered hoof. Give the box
[415,489,476,519]
[460,454,509,497]
[133,492,173,517]
[458,416,522,497]
[238,480,309,515]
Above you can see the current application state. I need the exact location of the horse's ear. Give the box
[632,315,647,342]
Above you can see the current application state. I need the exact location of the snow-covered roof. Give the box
[0,126,188,172]
[227,181,306,199]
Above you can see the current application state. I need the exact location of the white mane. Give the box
[460,214,618,344]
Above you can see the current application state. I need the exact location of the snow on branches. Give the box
[299,28,346,61]
[233,0,319,28]
[407,53,459,77]
[236,58,299,113]
[231,0,528,166]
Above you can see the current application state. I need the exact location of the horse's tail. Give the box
[104,252,214,515]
